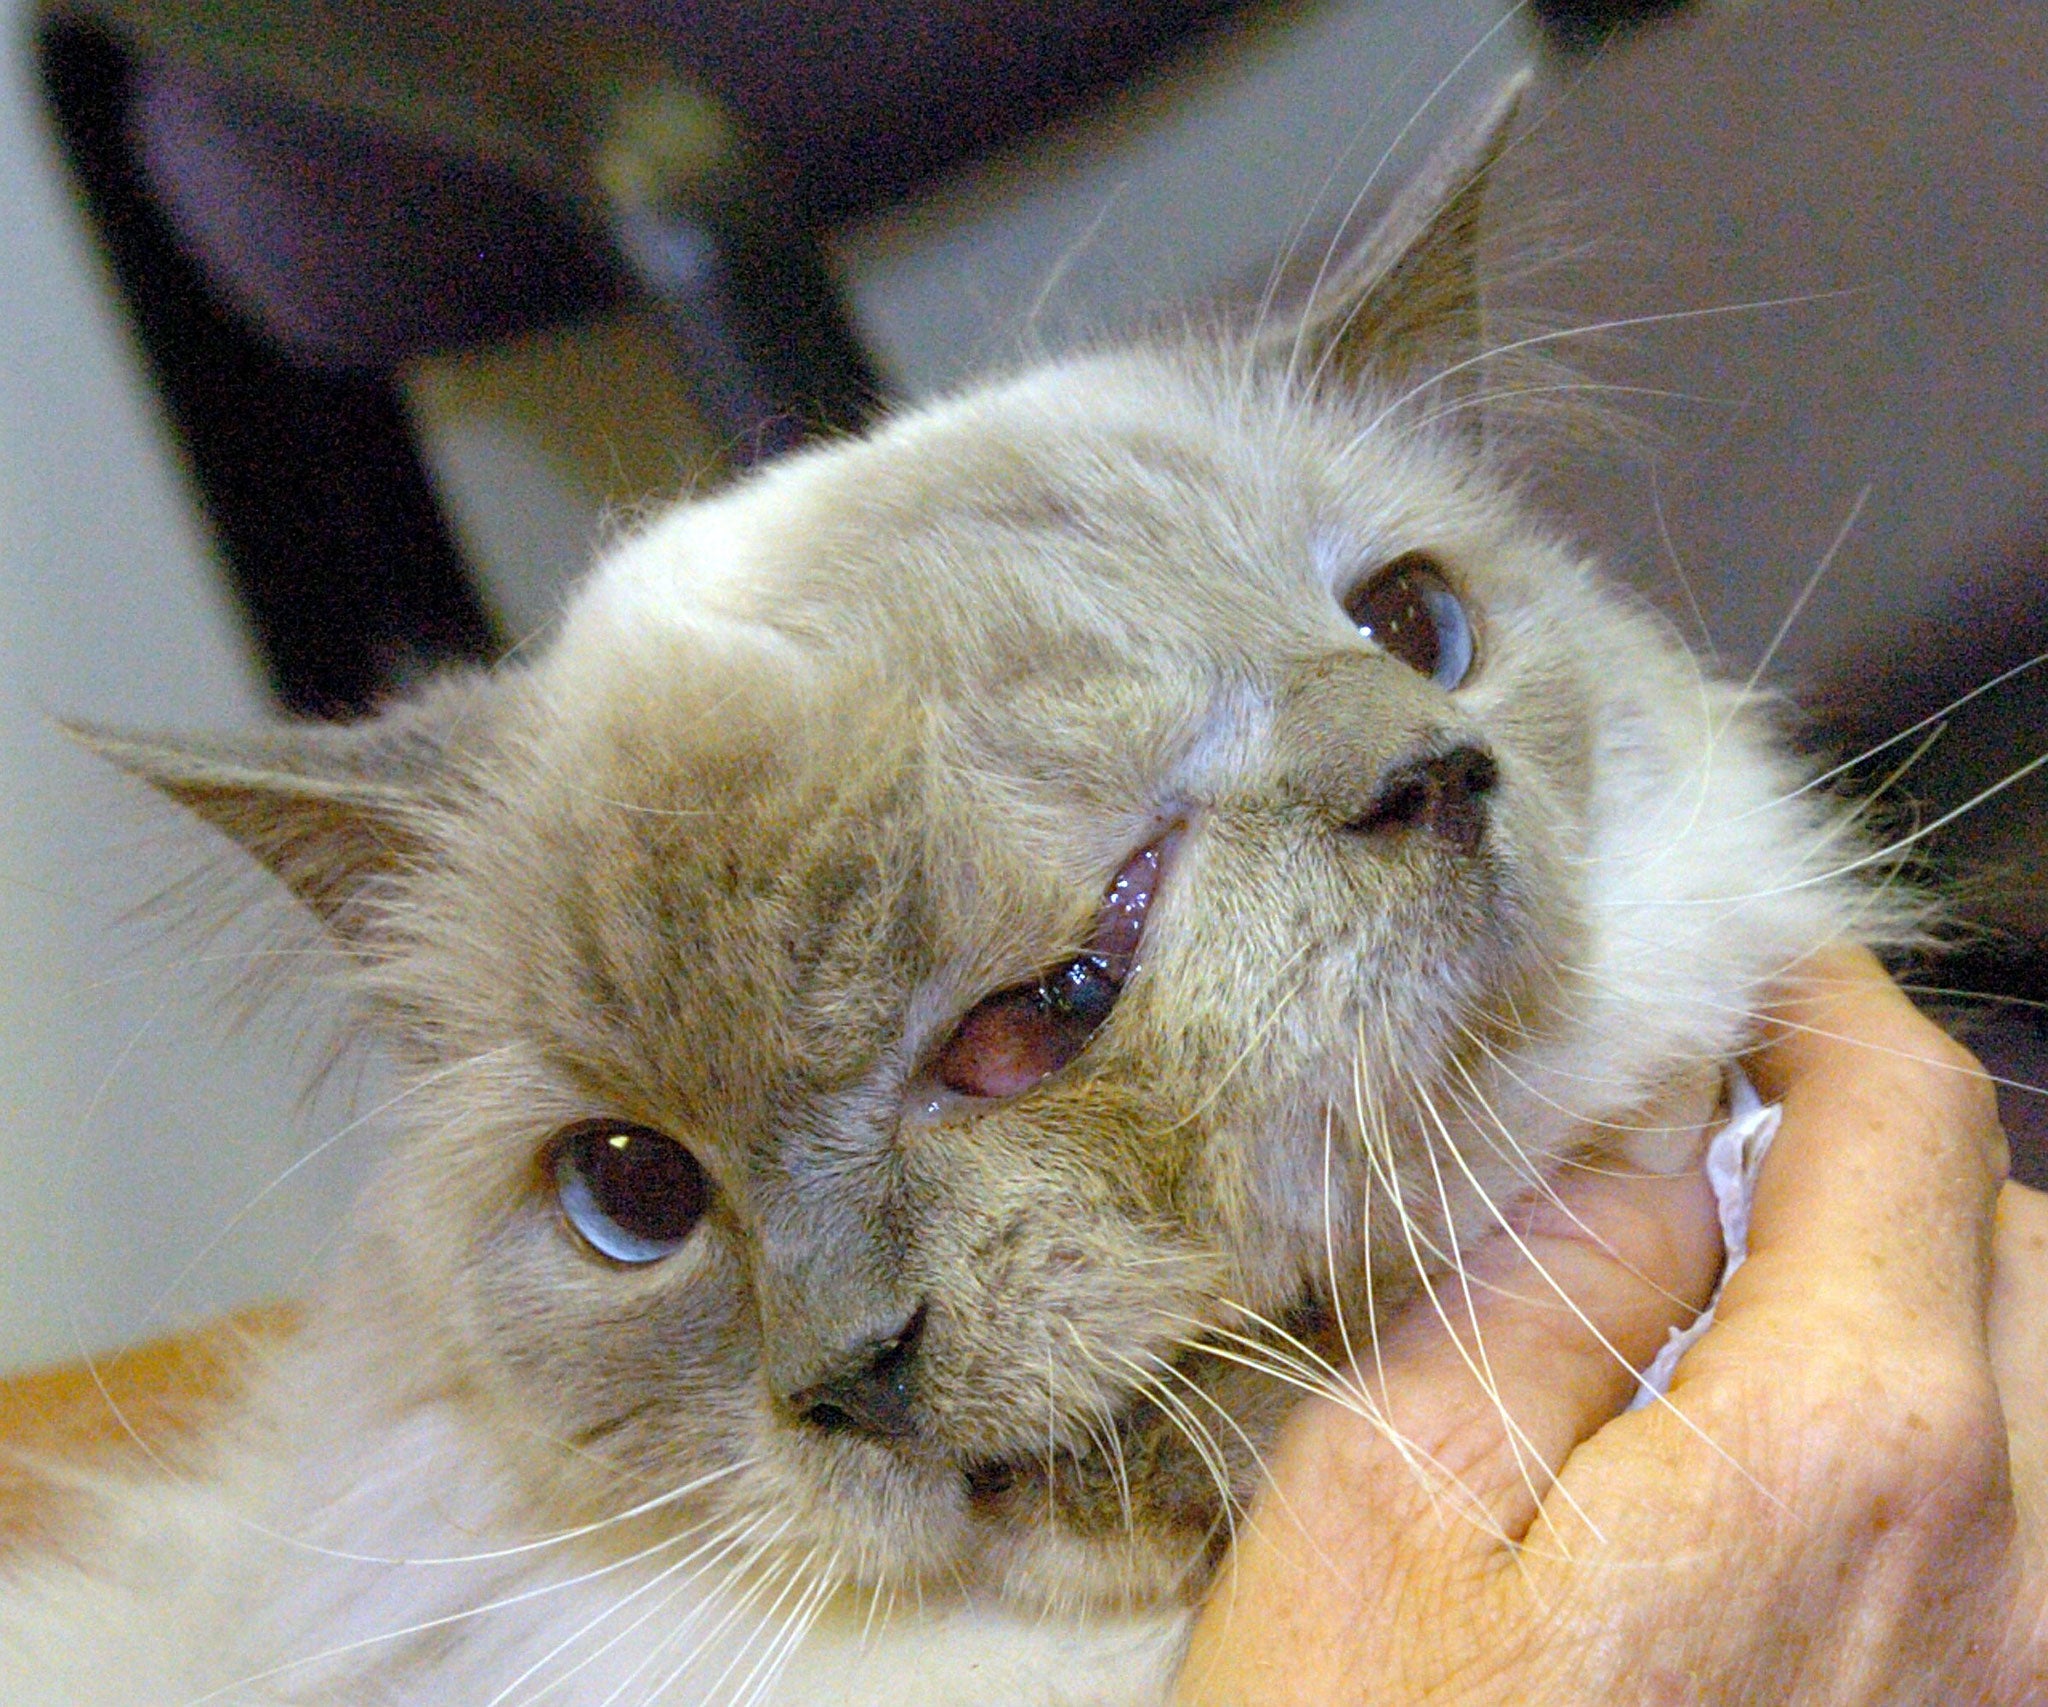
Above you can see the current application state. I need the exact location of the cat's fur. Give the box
[2,84,1882,1704]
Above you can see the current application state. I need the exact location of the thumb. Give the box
[1177,1153,1720,1704]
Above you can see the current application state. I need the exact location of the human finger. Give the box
[1368,1157,1722,1535]
[1249,1156,1717,1565]
[1990,1182,2048,1559]
[1172,1155,1718,1704]
[1709,944,2003,1366]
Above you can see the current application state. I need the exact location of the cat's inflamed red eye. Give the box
[932,836,1171,1100]
[934,956,1122,1100]
[553,1121,709,1265]
[1343,553,1474,690]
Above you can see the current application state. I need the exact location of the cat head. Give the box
[86,81,1866,1612]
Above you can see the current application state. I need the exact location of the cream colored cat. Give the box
[2,85,1882,1705]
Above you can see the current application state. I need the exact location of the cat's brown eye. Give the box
[1343,553,1475,690]
[931,836,1171,1101]
[552,1121,709,1265]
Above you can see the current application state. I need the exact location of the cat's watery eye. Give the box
[552,1121,709,1265]
[1343,553,1475,690]
[930,835,1172,1101]
[933,956,1123,1100]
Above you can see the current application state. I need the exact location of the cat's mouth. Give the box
[952,1293,1339,1587]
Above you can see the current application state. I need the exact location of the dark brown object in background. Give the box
[32,0,1260,717]
[37,19,501,720]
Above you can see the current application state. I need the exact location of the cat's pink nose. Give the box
[784,1302,928,1442]
[1347,742,1496,856]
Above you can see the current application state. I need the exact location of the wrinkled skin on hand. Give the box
[1175,947,2048,1705]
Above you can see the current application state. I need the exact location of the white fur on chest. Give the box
[0,1398,1186,1707]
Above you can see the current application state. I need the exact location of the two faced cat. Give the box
[1,84,1885,1705]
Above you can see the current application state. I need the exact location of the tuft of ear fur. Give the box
[1276,71,1528,416]
[65,674,496,941]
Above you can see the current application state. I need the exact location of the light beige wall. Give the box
[0,0,371,1373]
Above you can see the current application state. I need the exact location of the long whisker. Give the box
[1617,745,2048,907]
[1292,3,1534,393]
[616,1516,801,1707]
[1106,1351,1239,1550]
[1738,483,1872,702]
[487,1511,772,1707]
[1423,1064,1788,1516]
[1060,1318,1137,1547]
[1354,286,1872,447]
[183,1495,770,1706]
[1726,647,2048,819]
[1405,1073,1576,1545]
[719,1543,831,1707]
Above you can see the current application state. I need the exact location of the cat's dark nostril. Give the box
[788,1303,928,1442]
[1349,743,1496,855]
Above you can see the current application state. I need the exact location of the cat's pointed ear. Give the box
[1269,71,1527,418]
[67,674,495,938]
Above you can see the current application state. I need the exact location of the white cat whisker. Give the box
[1059,1317,1139,1545]
[1604,745,2048,910]
[1644,452,1719,664]
[1104,1350,1240,1556]
[1633,983,2041,1105]
[1404,1072,1585,1549]
[180,1501,772,1707]
[1437,1054,1705,1322]
[1020,186,1125,361]
[1236,7,1518,405]
[855,1573,897,1659]
[1900,982,2048,1019]
[1435,1041,1569,1172]
[1721,647,2048,825]
[1431,1059,1765,1544]
[264,1457,758,1571]
[604,1515,801,1707]
[47,1040,527,1528]
[1408,377,1748,440]
[139,1043,522,1337]
[1318,1096,1366,1409]
[1349,1025,1459,1283]
[484,1509,774,1707]
[1736,483,1873,707]
[1424,1061,1792,1516]
[718,1543,837,1707]
[1453,1019,1702,1140]
[1399,283,1876,434]
[464,1508,782,1696]
[1139,1346,1297,1531]
[1162,1312,1351,1410]
[751,1553,844,1707]
[1339,1044,1446,1450]
[1169,1313,1519,1553]
[1336,1008,1469,1502]
[74,939,351,998]
[1291,2,1531,397]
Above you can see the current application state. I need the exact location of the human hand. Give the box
[1174,946,2048,1704]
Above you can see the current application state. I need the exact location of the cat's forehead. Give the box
[553,349,1515,704]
